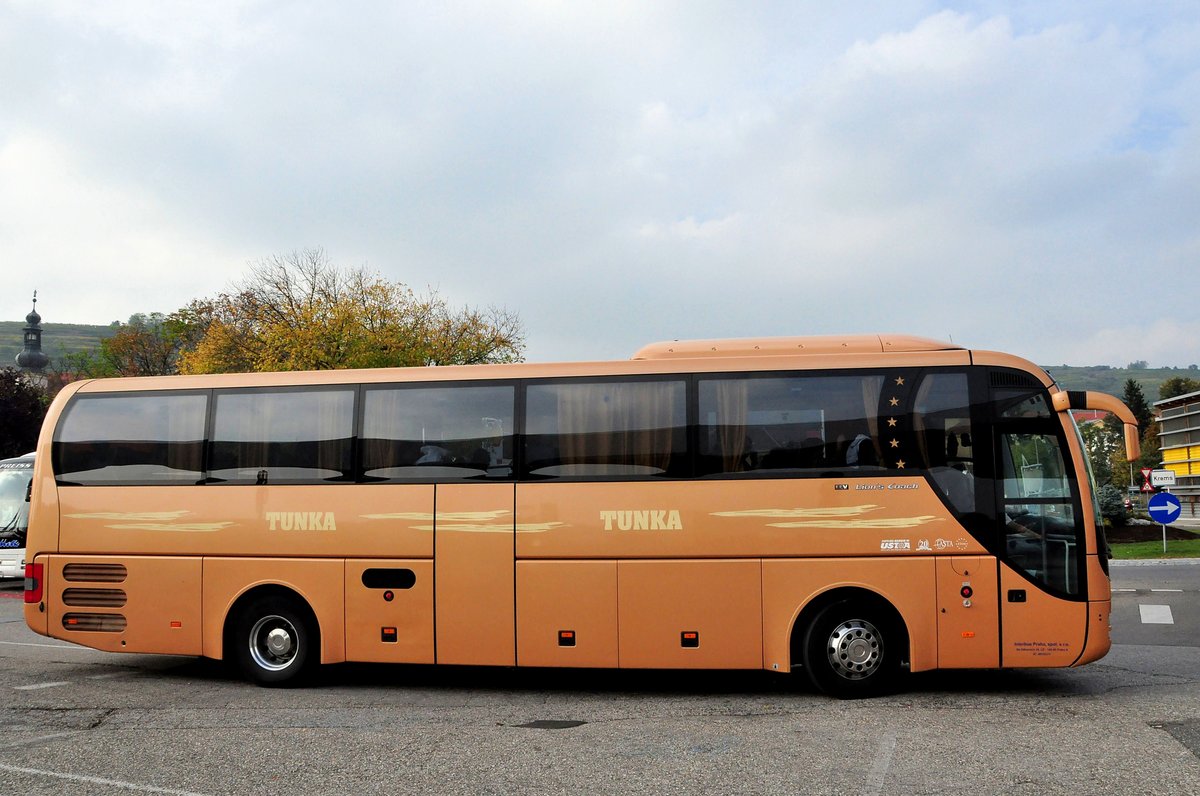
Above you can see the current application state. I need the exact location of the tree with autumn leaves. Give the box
[176,249,523,373]
[57,249,525,379]
[55,312,192,380]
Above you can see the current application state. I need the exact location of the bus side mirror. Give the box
[1124,423,1141,462]
[25,480,32,503]
[1052,390,1141,462]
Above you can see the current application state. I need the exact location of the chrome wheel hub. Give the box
[249,615,299,671]
[826,618,883,680]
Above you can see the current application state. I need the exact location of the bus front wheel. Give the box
[231,595,316,687]
[801,600,899,699]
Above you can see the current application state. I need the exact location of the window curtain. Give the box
[715,380,748,472]
[556,382,681,473]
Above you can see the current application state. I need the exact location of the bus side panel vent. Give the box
[63,563,128,583]
[62,613,128,633]
[62,588,128,608]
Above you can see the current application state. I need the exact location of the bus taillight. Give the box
[24,562,43,604]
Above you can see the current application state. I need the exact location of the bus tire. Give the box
[801,599,899,699]
[231,595,317,687]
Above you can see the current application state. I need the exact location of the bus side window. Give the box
[523,380,686,478]
[698,374,887,476]
[209,388,355,484]
[913,373,977,515]
[54,393,208,485]
[361,385,514,481]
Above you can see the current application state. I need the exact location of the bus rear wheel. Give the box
[231,595,316,687]
[802,600,899,699]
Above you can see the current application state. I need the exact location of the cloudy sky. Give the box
[3,1,1198,366]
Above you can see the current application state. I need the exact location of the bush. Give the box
[1098,484,1130,526]
[0,368,47,459]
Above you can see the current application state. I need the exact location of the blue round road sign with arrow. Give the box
[1147,492,1182,525]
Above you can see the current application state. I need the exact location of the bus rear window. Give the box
[54,393,207,485]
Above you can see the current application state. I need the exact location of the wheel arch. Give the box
[202,559,345,665]
[221,584,322,665]
[788,586,911,672]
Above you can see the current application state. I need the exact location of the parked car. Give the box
[0,453,34,579]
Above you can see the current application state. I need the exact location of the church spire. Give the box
[16,291,50,372]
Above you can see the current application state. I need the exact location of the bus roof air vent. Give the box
[631,335,962,360]
[989,370,1041,389]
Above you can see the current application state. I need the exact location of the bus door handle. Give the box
[1008,590,1026,603]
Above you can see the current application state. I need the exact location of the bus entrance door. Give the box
[434,483,516,666]
[1000,564,1086,667]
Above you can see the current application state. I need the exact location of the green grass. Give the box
[1109,537,1200,560]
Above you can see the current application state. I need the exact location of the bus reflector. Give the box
[62,613,127,632]
[558,630,576,647]
[962,631,975,638]
[681,631,700,648]
[381,627,397,643]
[170,621,182,629]
[23,562,43,604]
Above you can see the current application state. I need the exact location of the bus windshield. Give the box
[0,468,31,537]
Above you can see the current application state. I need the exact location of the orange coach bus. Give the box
[23,335,1141,697]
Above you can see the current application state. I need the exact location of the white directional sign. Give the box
[1151,469,1177,487]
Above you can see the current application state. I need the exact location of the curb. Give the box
[1110,557,1200,567]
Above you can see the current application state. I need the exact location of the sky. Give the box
[2,1,1199,367]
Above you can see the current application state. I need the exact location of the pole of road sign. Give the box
[1164,487,1170,555]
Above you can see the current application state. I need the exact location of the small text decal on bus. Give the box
[600,510,683,531]
[880,539,911,551]
[266,512,337,531]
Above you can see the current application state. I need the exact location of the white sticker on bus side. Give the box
[879,539,911,551]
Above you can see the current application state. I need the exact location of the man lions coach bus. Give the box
[23,335,1141,698]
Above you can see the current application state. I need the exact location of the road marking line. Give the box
[865,730,897,796]
[0,731,82,750]
[1114,589,1136,593]
[14,681,70,691]
[0,640,92,651]
[1150,589,1183,593]
[1139,604,1174,625]
[0,762,211,796]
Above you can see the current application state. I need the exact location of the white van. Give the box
[0,453,33,579]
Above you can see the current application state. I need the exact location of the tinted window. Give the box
[999,432,1079,595]
[914,373,977,515]
[698,373,892,475]
[362,385,514,480]
[210,389,354,483]
[525,380,686,477]
[55,394,207,484]
[996,389,1051,419]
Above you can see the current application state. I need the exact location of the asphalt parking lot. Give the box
[0,565,1197,795]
